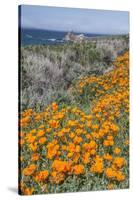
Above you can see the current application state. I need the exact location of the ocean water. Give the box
[20,28,103,46]
[20,29,68,45]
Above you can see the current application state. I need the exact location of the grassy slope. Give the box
[20,35,129,111]
[19,35,129,195]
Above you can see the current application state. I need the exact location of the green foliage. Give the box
[20,35,129,111]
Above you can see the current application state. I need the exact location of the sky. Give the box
[20,5,129,34]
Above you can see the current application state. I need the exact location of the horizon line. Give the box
[20,27,129,35]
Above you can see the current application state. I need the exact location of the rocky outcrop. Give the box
[64,32,86,42]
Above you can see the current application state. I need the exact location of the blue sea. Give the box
[20,28,104,46]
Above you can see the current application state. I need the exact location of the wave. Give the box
[47,38,56,42]
[42,38,64,42]
[23,33,65,45]
[26,34,33,38]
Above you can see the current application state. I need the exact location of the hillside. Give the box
[19,35,129,194]
[20,35,129,111]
